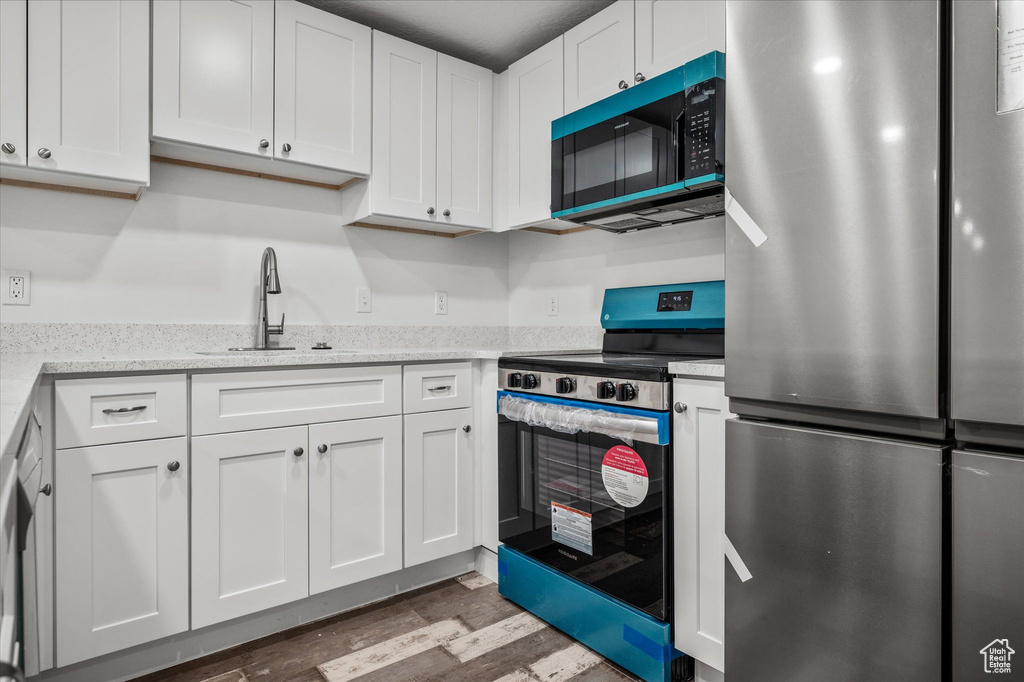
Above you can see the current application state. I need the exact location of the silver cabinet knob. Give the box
[427,207,435,215]
[259,139,270,149]
[37,148,51,159]
[40,483,52,496]
[674,402,688,413]
[463,425,472,433]
[618,80,629,90]
[1,142,15,154]
[167,460,180,472]
[317,444,328,454]
[635,72,646,83]
[281,143,291,152]
[443,209,451,217]
[294,447,304,457]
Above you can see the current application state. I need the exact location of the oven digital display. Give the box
[657,290,693,311]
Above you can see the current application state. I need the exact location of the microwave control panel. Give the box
[683,77,725,181]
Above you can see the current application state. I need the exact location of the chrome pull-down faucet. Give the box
[256,247,288,349]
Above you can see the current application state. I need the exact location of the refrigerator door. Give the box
[952,450,1024,681]
[725,419,944,682]
[950,0,1024,439]
[724,1,942,419]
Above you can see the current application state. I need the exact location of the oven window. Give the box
[498,416,668,620]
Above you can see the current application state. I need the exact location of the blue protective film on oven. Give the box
[496,391,670,446]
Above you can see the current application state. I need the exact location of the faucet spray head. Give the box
[263,247,282,294]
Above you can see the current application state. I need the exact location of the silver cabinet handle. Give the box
[281,143,291,152]
[167,461,180,472]
[37,147,51,159]
[635,72,645,83]
[294,447,304,457]
[463,425,472,433]
[427,207,435,215]
[674,402,688,413]
[102,405,147,415]
[442,209,451,217]
[40,483,52,496]
[428,385,451,392]
[618,80,629,90]
[317,444,328,454]
[259,139,270,149]
[1,142,15,154]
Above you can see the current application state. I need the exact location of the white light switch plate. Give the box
[357,287,371,313]
[2,269,30,305]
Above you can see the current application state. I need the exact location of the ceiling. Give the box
[298,0,615,72]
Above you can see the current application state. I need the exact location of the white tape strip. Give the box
[724,187,768,247]
[724,534,753,583]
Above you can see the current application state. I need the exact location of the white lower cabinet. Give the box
[309,416,404,594]
[55,437,188,667]
[191,426,309,629]
[672,377,733,674]
[403,408,475,566]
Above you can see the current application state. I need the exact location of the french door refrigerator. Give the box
[724,1,1023,681]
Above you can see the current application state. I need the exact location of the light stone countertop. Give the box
[668,358,725,379]
[1,345,598,458]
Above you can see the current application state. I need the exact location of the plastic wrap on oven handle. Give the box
[498,395,659,445]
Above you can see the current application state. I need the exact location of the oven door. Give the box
[497,393,670,620]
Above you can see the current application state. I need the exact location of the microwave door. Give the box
[565,116,622,209]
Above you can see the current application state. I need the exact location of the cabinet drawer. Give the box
[55,374,187,449]
[192,366,402,435]
[403,362,473,414]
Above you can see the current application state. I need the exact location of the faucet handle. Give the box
[268,313,285,335]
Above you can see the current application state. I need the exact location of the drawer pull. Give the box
[463,425,472,433]
[317,444,328,454]
[40,483,52,496]
[428,385,452,392]
[102,405,147,415]
[167,461,180,472]
[294,447,304,457]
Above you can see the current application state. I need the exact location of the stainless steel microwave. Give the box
[551,51,725,233]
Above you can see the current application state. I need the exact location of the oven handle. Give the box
[498,394,668,446]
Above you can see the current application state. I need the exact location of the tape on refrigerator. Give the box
[724,187,768,248]
[724,534,753,582]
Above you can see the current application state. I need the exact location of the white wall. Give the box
[507,217,726,326]
[0,164,509,325]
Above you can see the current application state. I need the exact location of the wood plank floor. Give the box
[132,573,640,682]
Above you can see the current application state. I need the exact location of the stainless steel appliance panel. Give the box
[724,1,942,418]
[952,449,1024,681]
[725,419,944,681]
[950,0,1024,429]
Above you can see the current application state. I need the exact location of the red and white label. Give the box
[601,445,649,508]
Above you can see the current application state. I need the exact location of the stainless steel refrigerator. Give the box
[723,1,1024,681]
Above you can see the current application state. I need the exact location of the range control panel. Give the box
[499,369,669,411]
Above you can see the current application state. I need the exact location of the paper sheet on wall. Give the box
[998,0,1024,113]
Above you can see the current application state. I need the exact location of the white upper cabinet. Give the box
[153,0,275,158]
[25,0,149,183]
[506,35,564,227]
[635,0,725,81]
[436,54,493,230]
[274,0,371,174]
[371,31,438,221]
[563,0,635,112]
[0,0,27,168]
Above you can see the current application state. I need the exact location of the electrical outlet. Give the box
[547,292,559,316]
[356,287,372,313]
[2,269,30,306]
[434,291,448,315]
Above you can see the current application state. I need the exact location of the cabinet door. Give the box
[371,31,437,221]
[27,0,149,182]
[152,0,274,157]
[672,378,732,673]
[404,408,474,566]
[436,54,493,230]
[309,416,403,594]
[191,426,308,628]
[55,438,188,667]
[635,0,725,81]
[0,0,26,168]
[274,0,371,174]
[563,0,634,113]
[507,36,563,227]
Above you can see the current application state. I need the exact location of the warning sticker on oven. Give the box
[551,502,593,556]
[601,445,649,508]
